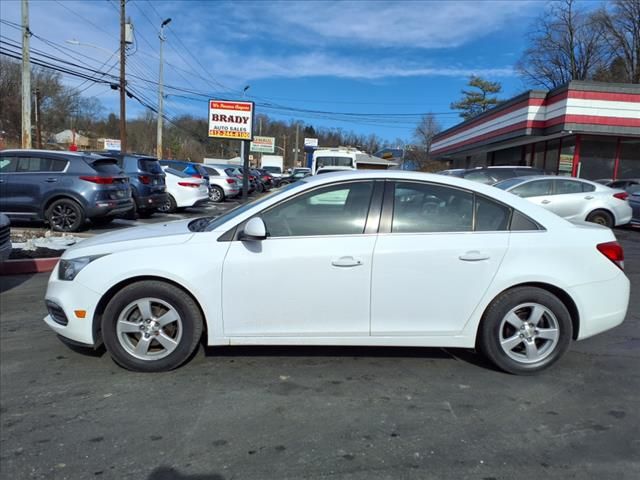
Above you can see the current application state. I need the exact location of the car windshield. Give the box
[262,166,282,174]
[197,182,303,232]
[494,178,527,190]
[138,158,163,174]
[87,158,123,174]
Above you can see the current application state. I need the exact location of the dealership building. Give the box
[431,81,640,180]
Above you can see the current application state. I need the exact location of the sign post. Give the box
[208,99,254,199]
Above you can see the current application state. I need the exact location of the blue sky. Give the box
[0,0,548,143]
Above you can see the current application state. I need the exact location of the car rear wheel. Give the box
[101,281,203,372]
[478,287,572,375]
[46,198,85,232]
[209,186,224,203]
[586,209,614,228]
[158,194,177,213]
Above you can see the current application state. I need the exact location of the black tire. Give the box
[478,287,572,375]
[45,198,85,232]
[586,209,614,228]
[157,195,177,214]
[91,217,114,226]
[209,186,224,203]
[101,281,203,372]
[256,182,264,193]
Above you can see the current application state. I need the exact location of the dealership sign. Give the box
[250,136,275,153]
[208,100,254,140]
[304,137,319,147]
[104,138,121,151]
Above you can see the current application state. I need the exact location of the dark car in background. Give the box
[0,150,133,231]
[606,178,640,194]
[278,170,312,185]
[97,152,167,217]
[629,191,640,226]
[437,166,549,185]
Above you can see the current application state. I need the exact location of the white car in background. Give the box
[43,171,629,374]
[494,176,632,228]
[158,167,209,213]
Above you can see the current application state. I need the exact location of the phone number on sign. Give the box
[208,130,251,139]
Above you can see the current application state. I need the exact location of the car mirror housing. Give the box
[240,217,267,241]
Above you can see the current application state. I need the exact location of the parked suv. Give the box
[98,152,167,217]
[437,166,548,185]
[0,149,133,231]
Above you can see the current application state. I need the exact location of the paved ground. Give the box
[0,229,638,480]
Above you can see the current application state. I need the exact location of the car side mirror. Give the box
[239,217,267,241]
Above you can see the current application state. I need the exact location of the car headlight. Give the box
[58,255,106,281]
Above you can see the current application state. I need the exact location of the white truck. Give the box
[203,157,242,165]
[260,155,284,177]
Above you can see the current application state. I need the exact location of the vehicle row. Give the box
[0,150,257,232]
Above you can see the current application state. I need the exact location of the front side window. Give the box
[511,180,553,198]
[391,182,473,233]
[261,181,374,237]
[16,157,51,172]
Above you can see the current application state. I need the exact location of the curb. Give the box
[0,257,60,275]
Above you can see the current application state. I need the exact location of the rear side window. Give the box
[0,157,18,173]
[554,180,585,194]
[392,182,473,233]
[89,159,122,174]
[16,157,52,172]
[475,195,510,231]
[138,158,163,174]
[204,166,219,176]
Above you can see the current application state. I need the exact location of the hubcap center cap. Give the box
[523,323,536,339]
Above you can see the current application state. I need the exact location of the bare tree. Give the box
[410,113,442,170]
[595,0,640,83]
[517,0,610,88]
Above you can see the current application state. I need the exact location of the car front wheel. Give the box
[101,281,203,372]
[478,287,572,375]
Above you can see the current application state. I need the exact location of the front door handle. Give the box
[584,195,594,200]
[331,256,363,267]
[541,199,551,204]
[45,177,58,183]
[459,251,490,262]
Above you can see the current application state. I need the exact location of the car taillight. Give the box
[80,175,114,184]
[178,181,200,188]
[226,178,236,184]
[597,241,624,270]
[249,175,255,180]
[192,174,203,178]
[262,176,269,180]
[138,175,151,184]
[613,192,628,201]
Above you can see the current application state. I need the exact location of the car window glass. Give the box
[138,158,163,174]
[510,211,541,231]
[514,168,541,176]
[628,184,640,194]
[165,167,190,178]
[87,159,120,174]
[475,195,510,231]
[0,157,18,173]
[554,180,584,194]
[17,157,51,172]
[392,182,473,233]
[261,181,374,237]
[205,167,219,176]
[488,169,517,182]
[464,171,492,183]
[582,183,596,192]
[511,180,553,198]
[50,159,68,172]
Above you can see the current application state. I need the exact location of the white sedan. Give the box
[158,167,209,213]
[494,176,632,227]
[44,171,630,374]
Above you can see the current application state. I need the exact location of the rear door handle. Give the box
[45,177,58,183]
[331,256,363,267]
[541,199,551,204]
[584,195,594,200]
[459,251,490,262]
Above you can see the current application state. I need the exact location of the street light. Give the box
[157,18,171,160]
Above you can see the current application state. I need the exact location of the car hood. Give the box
[62,220,194,258]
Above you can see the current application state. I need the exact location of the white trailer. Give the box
[260,155,284,177]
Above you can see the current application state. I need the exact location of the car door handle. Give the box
[331,256,363,267]
[45,178,58,183]
[541,199,551,204]
[459,251,490,262]
[584,195,594,200]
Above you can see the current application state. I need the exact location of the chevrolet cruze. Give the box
[44,171,630,374]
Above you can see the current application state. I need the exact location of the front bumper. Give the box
[43,265,101,346]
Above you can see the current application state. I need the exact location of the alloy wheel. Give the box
[50,203,78,230]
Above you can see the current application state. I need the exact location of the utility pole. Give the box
[34,88,42,148]
[294,122,300,167]
[282,134,288,169]
[119,0,127,153]
[21,0,32,149]
[157,18,171,160]
[259,117,262,136]
[240,85,250,200]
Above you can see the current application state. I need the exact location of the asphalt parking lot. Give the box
[0,228,638,480]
